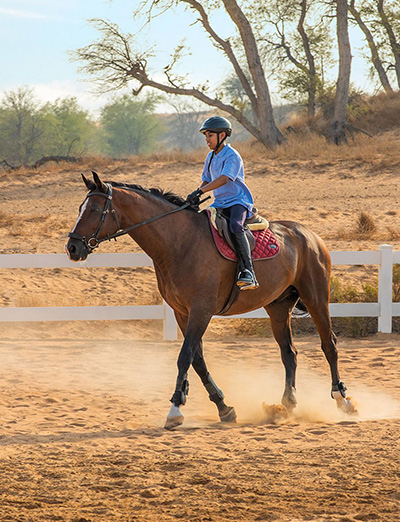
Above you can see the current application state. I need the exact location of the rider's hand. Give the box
[186,188,203,206]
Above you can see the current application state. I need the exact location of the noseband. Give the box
[68,183,201,254]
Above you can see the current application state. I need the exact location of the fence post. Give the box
[378,244,393,333]
[163,301,178,341]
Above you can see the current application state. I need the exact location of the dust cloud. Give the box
[1,335,399,428]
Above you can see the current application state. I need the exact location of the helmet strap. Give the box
[208,132,227,173]
[215,131,227,153]
[207,151,215,174]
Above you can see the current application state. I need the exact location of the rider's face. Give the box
[204,131,225,151]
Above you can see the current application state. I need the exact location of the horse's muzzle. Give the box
[65,237,89,261]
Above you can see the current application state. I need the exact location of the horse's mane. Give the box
[107,181,197,211]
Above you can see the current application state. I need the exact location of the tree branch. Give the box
[179,0,258,112]
[73,19,262,140]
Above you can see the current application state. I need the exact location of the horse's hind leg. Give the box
[265,291,300,411]
[296,281,356,414]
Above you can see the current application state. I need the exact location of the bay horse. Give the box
[66,171,355,429]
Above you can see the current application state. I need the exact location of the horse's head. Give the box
[66,171,120,261]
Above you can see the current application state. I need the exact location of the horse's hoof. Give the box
[341,397,358,415]
[219,406,237,423]
[164,414,184,430]
[334,394,359,415]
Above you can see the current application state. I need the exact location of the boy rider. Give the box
[186,116,259,291]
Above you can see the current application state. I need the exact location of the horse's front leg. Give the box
[169,312,236,428]
[164,311,212,430]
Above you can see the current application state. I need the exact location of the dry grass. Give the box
[234,92,400,173]
[356,212,377,235]
[337,212,377,240]
[387,226,400,241]
[236,130,400,173]
[353,91,400,133]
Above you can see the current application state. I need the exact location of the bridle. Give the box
[68,184,119,253]
[68,184,197,253]
[68,183,199,254]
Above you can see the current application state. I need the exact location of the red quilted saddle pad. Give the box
[206,210,280,261]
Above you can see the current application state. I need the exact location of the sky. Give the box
[0,0,373,116]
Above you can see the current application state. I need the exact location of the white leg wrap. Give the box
[164,404,185,429]
[167,404,183,419]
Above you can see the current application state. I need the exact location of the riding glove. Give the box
[186,188,203,206]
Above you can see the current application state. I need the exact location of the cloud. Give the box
[0,7,47,19]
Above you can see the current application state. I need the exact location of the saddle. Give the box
[206,207,269,252]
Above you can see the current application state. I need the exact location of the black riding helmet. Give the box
[199,116,232,136]
[200,116,232,160]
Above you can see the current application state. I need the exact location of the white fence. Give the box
[0,252,177,340]
[0,244,399,340]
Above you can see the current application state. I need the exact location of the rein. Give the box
[68,183,208,253]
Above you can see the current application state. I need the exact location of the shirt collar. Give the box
[215,144,230,158]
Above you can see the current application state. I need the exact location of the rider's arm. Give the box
[200,175,229,194]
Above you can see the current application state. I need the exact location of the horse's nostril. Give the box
[69,245,76,254]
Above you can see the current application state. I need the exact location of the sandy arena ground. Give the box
[0,143,400,521]
[0,328,400,521]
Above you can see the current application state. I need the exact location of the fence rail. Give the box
[0,244,398,340]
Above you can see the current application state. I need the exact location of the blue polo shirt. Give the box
[201,144,254,214]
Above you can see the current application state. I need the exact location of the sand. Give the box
[0,150,400,520]
[0,331,400,521]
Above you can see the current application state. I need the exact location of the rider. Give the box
[186,116,259,291]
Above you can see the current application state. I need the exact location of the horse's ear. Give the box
[82,173,96,192]
[92,171,108,193]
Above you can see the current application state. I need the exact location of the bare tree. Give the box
[73,0,285,149]
[348,0,393,93]
[325,0,352,144]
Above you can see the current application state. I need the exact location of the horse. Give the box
[66,171,356,429]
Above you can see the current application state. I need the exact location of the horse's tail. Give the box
[292,298,310,318]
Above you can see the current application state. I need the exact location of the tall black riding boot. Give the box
[232,233,259,290]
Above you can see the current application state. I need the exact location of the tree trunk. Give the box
[349,0,393,93]
[326,0,352,145]
[298,0,317,118]
[377,0,400,89]
[222,0,285,147]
